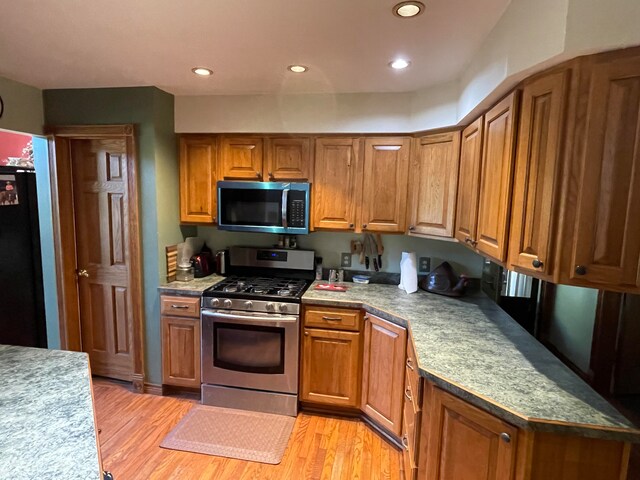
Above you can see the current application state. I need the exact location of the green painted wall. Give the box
[43,87,186,385]
[549,284,598,372]
[0,76,44,135]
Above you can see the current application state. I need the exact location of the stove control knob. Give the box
[266,302,275,311]
[279,303,288,313]
[210,298,220,308]
[244,301,253,309]
[223,299,232,308]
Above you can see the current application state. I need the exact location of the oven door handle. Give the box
[202,310,299,323]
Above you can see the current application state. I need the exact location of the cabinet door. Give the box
[360,137,411,233]
[361,313,407,437]
[426,388,518,480]
[313,137,362,230]
[265,137,312,181]
[408,132,461,238]
[570,54,640,289]
[220,136,263,180]
[179,136,217,224]
[476,92,519,262]
[509,71,568,277]
[300,328,361,408]
[161,316,200,388]
[454,117,484,245]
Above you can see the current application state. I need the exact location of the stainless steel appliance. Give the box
[200,246,315,416]
[217,181,310,234]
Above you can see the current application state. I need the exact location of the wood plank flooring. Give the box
[93,378,403,480]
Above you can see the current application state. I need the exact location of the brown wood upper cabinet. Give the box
[508,69,569,278]
[313,137,362,231]
[475,91,519,263]
[454,117,484,246]
[361,313,407,438]
[219,136,264,180]
[408,131,461,238]
[563,50,640,291]
[265,137,312,181]
[360,137,411,233]
[179,135,217,223]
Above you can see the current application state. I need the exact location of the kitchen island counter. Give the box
[0,345,102,480]
[302,282,640,442]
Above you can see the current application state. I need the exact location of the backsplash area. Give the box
[196,228,484,278]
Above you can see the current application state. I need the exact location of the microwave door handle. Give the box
[281,188,289,228]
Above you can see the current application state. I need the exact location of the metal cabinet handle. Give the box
[408,225,415,231]
[500,432,511,443]
[321,316,342,322]
[304,330,309,336]
[406,357,414,371]
[362,224,367,229]
[404,387,413,402]
[470,239,478,247]
[532,259,543,268]
[268,171,274,180]
[401,434,410,451]
[575,265,587,275]
[78,269,89,278]
[171,304,190,309]
[349,223,355,228]
[255,172,261,178]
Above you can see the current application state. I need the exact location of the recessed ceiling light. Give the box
[287,65,309,73]
[191,67,213,76]
[389,59,411,70]
[393,1,425,18]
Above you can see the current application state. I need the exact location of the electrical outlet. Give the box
[341,252,352,268]
[418,257,431,273]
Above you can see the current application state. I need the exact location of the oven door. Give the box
[201,309,299,394]
[217,181,309,234]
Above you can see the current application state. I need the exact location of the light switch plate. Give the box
[419,257,431,273]
[341,252,352,268]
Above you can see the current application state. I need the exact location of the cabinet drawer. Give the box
[406,337,423,406]
[304,306,361,332]
[402,407,418,480]
[161,296,200,318]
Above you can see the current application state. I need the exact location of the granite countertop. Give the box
[0,345,102,479]
[158,274,225,295]
[302,282,640,442]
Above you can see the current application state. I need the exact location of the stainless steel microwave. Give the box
[217,181,310,234]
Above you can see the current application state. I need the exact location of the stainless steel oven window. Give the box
[213,323,285,374]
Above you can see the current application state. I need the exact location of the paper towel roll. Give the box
[398,251,418,294]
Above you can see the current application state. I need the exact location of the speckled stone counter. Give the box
[158,274,225,296]
[0,345,101,480]
[302,282,640,442]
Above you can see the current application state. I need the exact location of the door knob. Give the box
[78,269,89,278]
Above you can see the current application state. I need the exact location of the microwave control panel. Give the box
[287,190,307,228]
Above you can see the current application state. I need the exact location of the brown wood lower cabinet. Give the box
[160,295,201,389]
[300,328,362,407]
[361,313,407,437]
[161,316,200,388]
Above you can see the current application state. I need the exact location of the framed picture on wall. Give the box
[0,175,19,205]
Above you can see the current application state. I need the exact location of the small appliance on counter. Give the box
[190,242,213,278]
[419,261,469,297]
[215,249,228,276]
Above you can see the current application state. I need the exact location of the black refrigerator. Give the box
[0,166,47,347]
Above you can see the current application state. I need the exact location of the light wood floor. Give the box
[93,378,403,480]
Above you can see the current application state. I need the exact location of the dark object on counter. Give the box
[419,261,468,297]
[215,249,228,276]
[0,166,47,348]
[190,253,211,278]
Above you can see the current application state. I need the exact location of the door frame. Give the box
[46,124,145,392]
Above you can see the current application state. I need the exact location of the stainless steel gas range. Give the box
[200,246,315,416]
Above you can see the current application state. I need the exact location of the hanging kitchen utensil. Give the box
[375,233,383,269]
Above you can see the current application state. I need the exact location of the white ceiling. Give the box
[0,0,510,95]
